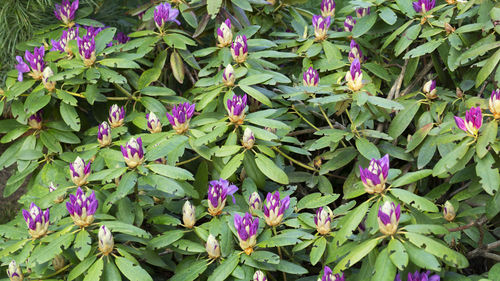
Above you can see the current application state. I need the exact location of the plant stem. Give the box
[272,147,317,172]
[176,155,201,166]
[318,105,334,129]
[292,105,319,131]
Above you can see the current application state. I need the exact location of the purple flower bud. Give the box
[253,270,267,281]
[227,94,247,125]
[314,206,333,235]
[54,0,79,25]
[423,79,437,99]
[28,111,43,129]
[248,192,262,216]
[443,201,456,222]
[345,58,363,91]
[263,191,290,226]
[98,225,114,255]
[303,67,319,87]
[222,64,235,86]
[69,156,91,186]
[344,16,356,32]
[231,35,248,63]
[489,89,500,119]
[146,112,162,133]
[207,179,238,216]
[85,26,103,37]
[206,234,221,259]
[166,102,195,134]
[154,2,180,30]
[348,40,363,63]
[108,104,125,128]
[313,15,331,40]
[114,32,130,44]
[454,106,482,137]
[16,46,46,81]
[97,121,111,147]
[217,19,233,47]
[49,182,65,203]
[413,0,436,13]
[66,187,98,227]
[234,212,259,255]
[321,0,335,17]
[121,137,144,168]
[51,27,79,55]
[42,67,56,92]
[22,203,50,238]
[378,201,401,235]
[7,260,23,281]
[322,266,345,281]
[182,201,196,228]
[395,270,440,281]
[77,35,96,66]
[359,154,389,194]
[356,7,371,18]
[242,128,255,149]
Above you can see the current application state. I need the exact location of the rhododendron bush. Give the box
[1,0,500,280]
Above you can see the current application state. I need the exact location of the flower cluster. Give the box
[489,89,500,119]
[454,107,482,137]
[77,34,96,66]
[166,102,196,134]
[356,7,370,17]
[359,154,389,194]
[66,187,98,227]
[231,35,248,63]
[227,94,247,125]
[98,225,114,255]
[121,137,144,169]
[147,112,162,133]
[16,46,45,81]
[378,201,401,235]
[207,179,238,216]
[312,15,331,41]
[412,0,436,13]
[51,27,79,55]
[242,128,255,149]
[423,79,437,99]
[154,2,180,31]
[223,64,235,87]
[315,206,333,235]
[69,156,91,186]
[248,192,262,216]
[217,19,233,47]
[97,121,112,147]
[303,67,319,87]
[345,58,363,91]
[206,234,221,259]
[263,191,290,226]
[234,212,259,255]
[322,266,345,281]
[108,104,125,128]
[395,270,440,281]
[344,16,356,32]
[54,0,79,26]
[22,203,50,239]
[321,0,335,17]
[348,40,363,63]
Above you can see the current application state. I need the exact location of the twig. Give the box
[387,59,408,100]
[400,61,434,96]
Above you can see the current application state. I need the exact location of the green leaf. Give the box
[476,153,500,195]
[404,232,469,268]
[99,221,150,238]
[239,85,272,107]
[379,7,397,25]
[372,248,396,281]
[387,239,408,271]
[170,258,208,281]
[391,170,433,187]
[390,188,438,212]
[476,121,498,158]
[99,58,140,69]
[355,138,381,160]
[364,63,392,81]
[30,233,74,265]
[310,237,326,266]
[0,126,29,143]
[404,241,441,271]
[388,101,420,139]
[115,256,153,281]
[149,230,184,249]
[333,201,370,246]
[75,229,92,261]
[220,152,245,179]
[352,13,377,38]
[207,0,223,17]
[138,68,162,90]
[95,27,116,53]
[406,123,433,152]
[296,193,340,210]
[250,251,280,264]
[103,258,122,281]
[207,252,240,281]
[403,39,444,59]
[382,20,414,50]
[68,255,97,281]
[148,164,194,180]
[40,131,63,153]
[5,80,36,100]
[171,51,185,84]
[83,258,104,281]
[394,24,421,57]
[333,238,379,273]
[477,47,500,87]
[99,68,127,84]
[255,153,289,184]
[60,102,81,131]
[238,74,273,86]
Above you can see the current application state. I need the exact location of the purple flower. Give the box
[66,187,98,227]
[314,206,333,235]
[217,19,233,47]
[231,35,248,63]
[313,15,331,40]
[413,0,436,13]
[146,112,162,133]
[97,121,111,147]
[108,104,125,128]
[345,58,363,91]
[121,137,144,168]
[359,154,389,194]
[15,56,30,81]
[227,94,247,124]
[51,27,79,54]
[423,79,437,99]
[234,212,259,254]
[263,191,290,226]
[356,7,371,17]
[28,111,43,129]
[16,46,46,81]
[248,192,262,216]
[322,266,345,281]
[114,32,130,44]
[77,35,96,66]
[223,64,235,86]
[54,0,79,25]
[454,106,482,137]
[22,203,50,238]
[303,67,319,87]
[154,2,180,30]
[321,0,335,17]
[490,89,500,119]
[166,102,195,134]
[207,179,238,216]
[69,156,91,186]
[7,260,23,280]
[85,26,103,37]
[253,270,267,281]
[378,201,401,235]
[348,39,363,63]
[395,271,440,281]
[344,16,356,32]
